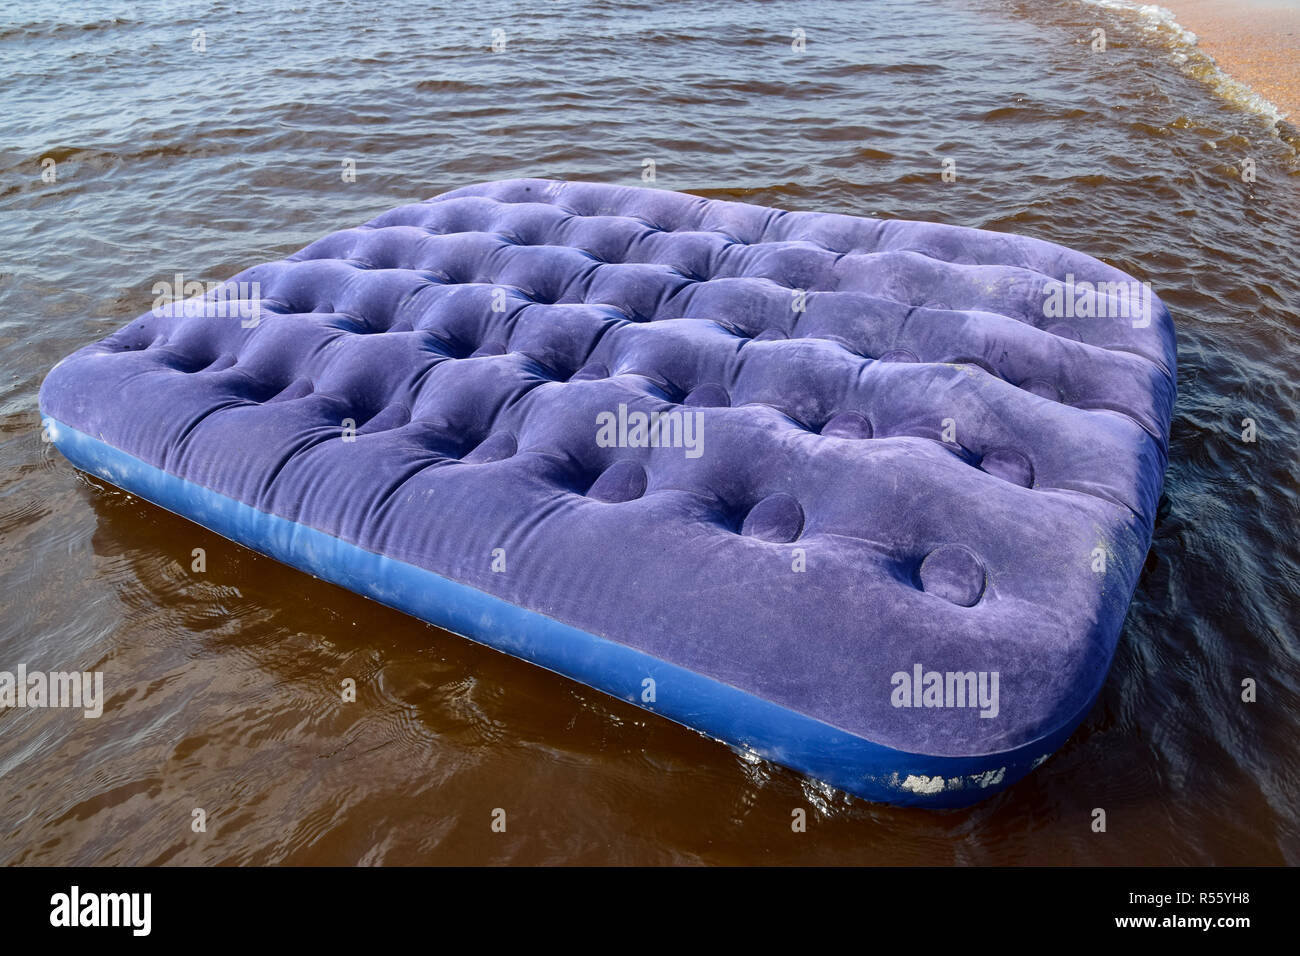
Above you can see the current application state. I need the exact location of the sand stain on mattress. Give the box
[0,0,1297,863]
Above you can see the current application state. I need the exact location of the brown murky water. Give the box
[1,0,1297,864]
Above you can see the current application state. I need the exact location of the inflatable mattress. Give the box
[40,179,1176,807]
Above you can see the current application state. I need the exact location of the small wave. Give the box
[0,16,138,43]
[1076,0,1293,129]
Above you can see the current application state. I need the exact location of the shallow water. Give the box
[0,0,1296,864]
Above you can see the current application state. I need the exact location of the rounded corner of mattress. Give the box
[37,363,68,425]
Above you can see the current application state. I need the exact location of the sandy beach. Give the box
[1168,0,1300,120]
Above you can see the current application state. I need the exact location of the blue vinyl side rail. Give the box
[45,416,1090,807]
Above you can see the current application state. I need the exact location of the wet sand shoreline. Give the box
[1167,0,1300,120]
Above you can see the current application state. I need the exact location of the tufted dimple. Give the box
[462,431,517,464]
[1021,378,1063,402]
[424,332,478,360]
[356,402,410,435]
[160,349,223,374]
[642,378,684,403]
[683,383,730,407]
[585,459,647,503]
[978,447,1034,487]
[821,410,874,439]
[570,361,609,381]
[264,377,315,405]
[918,545,986,607]
[741,493,805,543]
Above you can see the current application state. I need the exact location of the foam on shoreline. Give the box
[1080,0,1300,129]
